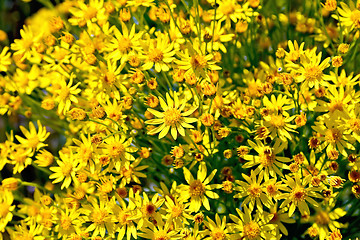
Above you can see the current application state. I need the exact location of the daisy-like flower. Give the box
[203,20,234,53]
[11,25,42,61]
[242,139,292,179]
[49,151,81,189]
[335,1,360,31]
[101,134,137,172]
[312,116,355,157]
[179,162,220,212]
[54,74,81,115]
[0,47,11,72]
[163,195,191,229]
[55,207,83,239]
[285,40,305,63]
[0,190,15,233]
[15,120,50,152]
[203,214,231,240]
[315,85,352,118]
[119,158,148,186]
[112,190,139,240]
[234,169,272,212]
[146,92,198,140]
[305,198,347,240]
[261,113,297,141]
[138,214,182,240]
[295,50,331,91]
[278,174,323,217]
[107,22,143,64]
[176,41,221,78]
[134,192,165,230]
[262,94,294,117]
[343,104,360,143]
[268,203,296,237]
[229,205,275,240]
[141,32,176,72]
[83,196,115,238]
[9,145,33,174]
[324,69,360,88]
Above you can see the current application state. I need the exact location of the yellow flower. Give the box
[296,51,331,90]
[49,151,81,189]
[243,139,292,179]
[83,196,115,238]
[229,205,275,240]
[56,207,82,239]
[54,74,81,114]
[336,1,360,30]
[11,25,42,61]
[180,162,220,212]
[176,42,221,78]
[278,174,322,217]
[234,169,272,212]
[9,145,33,174]
[312,116,355,157]
[101,134,137,172]
[0,190,15,233]
[15,120,50,152]
[119,158,148,186]
[146,92,198,140]
[141,32,176,72]
[268,203,296,236]
[0,47,11,72]
[107,22,143,64]
[305,198,347,240]
[203,214,230,240]
[138,214,183,239]
[112,190,139,240]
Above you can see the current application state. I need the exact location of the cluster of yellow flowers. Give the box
[1,0,360,239]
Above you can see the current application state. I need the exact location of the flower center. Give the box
[349,118,360,132]
[118,37,132,52]
[189,180,205,197]
[108,142,125,158]
[59,87,70,100]
[118,210,131,225]
[304,65,322,82]
[61,162,73,176]
[85,6,98,20]
[248,183,262,198]
[143,203,156,216]
[191,54,207,69]
[149,48,164,62]
[211,228,226,240]
[153,230,169,240]
[270,114,285,128]
[259,148,275,167]
[164,108,182,126]
[328,100,343,112]
[61,215,72,230]
[325,128,342,143]
[171,205,183,218]
[219,2,234,15]
[121,166,133,178]
[92,209,108,224]
[28,136,40,148]
[292,186,306,201]
[243,221,260,239]
[104,72,116,85]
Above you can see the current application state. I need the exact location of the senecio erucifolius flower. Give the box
[179,162,220,212]
[146,91,198,140]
